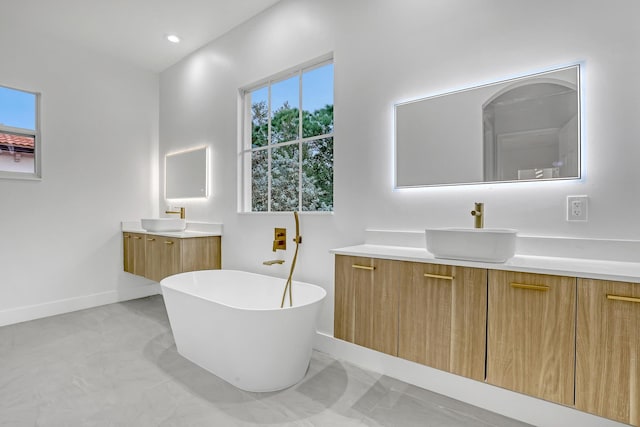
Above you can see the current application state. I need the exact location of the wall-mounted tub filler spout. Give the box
[280,211,302,308]
[165,207,186,219]
[263,259,285,266]
[471,202,484,228]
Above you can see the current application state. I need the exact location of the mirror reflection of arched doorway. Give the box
[483,77,579,182]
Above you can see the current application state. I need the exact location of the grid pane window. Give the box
[243,59,333,212]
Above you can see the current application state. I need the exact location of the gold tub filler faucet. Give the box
[471,202,484,228]
[261,212,302,308]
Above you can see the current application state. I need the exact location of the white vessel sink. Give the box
[425,228,517,263]
[141,218,186,232]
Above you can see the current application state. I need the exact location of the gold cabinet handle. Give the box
[133,236,142,240]
[607,294,640,304]
[423,273,454,280]
[510,282,550,291]
[146,238,155,241]
[164,241,174,245]
[124,235,130,238]
[352,264,374,271]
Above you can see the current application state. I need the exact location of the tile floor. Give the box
[0,296,532,426]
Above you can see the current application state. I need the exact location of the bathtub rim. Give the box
[160,269,327,312]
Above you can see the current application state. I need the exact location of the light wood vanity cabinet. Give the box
[576,278,640,426]
[334,251,640,425]
[123,233,221,282]
[398,263,487,381]
[486,270,576,406]
[334,255,399,356]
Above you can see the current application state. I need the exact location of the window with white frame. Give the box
[0,84,40,179]
[241,58,333,212]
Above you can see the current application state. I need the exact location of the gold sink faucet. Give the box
[165,207,186,219]
[471,202,484,228]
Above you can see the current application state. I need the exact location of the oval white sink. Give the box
[425,227,517,263]
[141,218,186,232]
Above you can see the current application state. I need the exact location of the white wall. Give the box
[0,29,159,324]
[159,5,639,424]
[160,0,640,334]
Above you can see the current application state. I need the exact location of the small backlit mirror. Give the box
[165,146,208,199]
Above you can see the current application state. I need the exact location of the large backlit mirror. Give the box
[165,146,208,199]
[395,65,580,187]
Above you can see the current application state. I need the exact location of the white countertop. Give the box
[121,221,223,238]
[331,244,640,283]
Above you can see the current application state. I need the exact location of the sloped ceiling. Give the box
[0,0,282,73]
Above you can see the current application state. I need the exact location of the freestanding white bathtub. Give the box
[160,269,326,392]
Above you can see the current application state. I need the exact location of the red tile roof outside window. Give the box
[0,132,35,149]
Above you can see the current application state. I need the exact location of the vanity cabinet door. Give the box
[144,235,182,282]
[398,263,487,381]
[576,278,640,426]
[181,236,222,272]
[123,233,145,276]
[486,271,576,406]
[123,233,132,272]
[334,255,399,356]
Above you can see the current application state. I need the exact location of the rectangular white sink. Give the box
[425,227,517,263]
[141,218,186,232]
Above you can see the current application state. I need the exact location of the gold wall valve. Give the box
[272,228,287,251]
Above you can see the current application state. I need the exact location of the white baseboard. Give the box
[314,332,625,427]
[0,284,161,327]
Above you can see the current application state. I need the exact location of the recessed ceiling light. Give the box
[167,34,180,43]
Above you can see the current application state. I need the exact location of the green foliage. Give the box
[250,101,334,212]
[251,100,268,148]
[271,102,299,144]
[271,145,299,211]
[251,150,268,211]
[302,137,333,211]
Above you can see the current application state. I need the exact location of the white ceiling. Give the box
[0,0,282,73]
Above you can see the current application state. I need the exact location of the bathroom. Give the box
[1,0,639,426]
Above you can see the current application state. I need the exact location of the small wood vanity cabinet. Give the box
[398,263,487,381]
[576,278,640,426]
[123,233,220,282]
[334,255,400,356]
[486,270,576,406]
